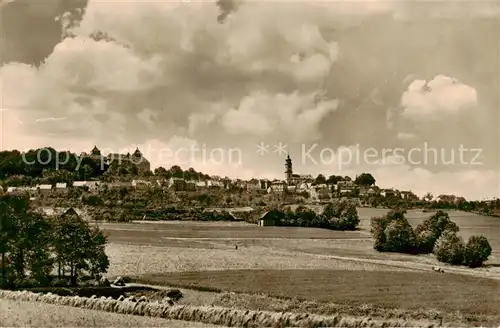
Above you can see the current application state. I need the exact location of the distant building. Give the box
[5,186,33,195]
[73,181,86,188]
[258,212,276,226]
[196,181,207,188]
[380,189,397,198]
[61,208,81,221]
[207,180,224,188]
[132,179,152,189]
[268,180,287,193]
[185,180,196,191]
[89,146,106,168]
[246,179,261,191]
[169,177,187,191]
[37,184,53,195]
[400,191,418,201]
[107,147,151,172]
[105,181,133,189]
[55,183,68,194]
[73,181,100,192]
[284,154,313,185]
[337,180,357,197]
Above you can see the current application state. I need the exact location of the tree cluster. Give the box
[0,148,105,181]
[0,195,109,288]
[264,200,360,230]
[371,209,492,267]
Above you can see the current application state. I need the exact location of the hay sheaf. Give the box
[0,290,437,327]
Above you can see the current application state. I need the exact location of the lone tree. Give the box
[355,173,375,186]
[463,235,492,268]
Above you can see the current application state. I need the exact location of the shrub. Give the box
[322,200,360,230]
[433,231,465,265]
[383,220,416,253]
[414,211,459,254]
[371,209,415,253]
[463,235,492,268]
[371,217,387,251]
[415,229,435,254]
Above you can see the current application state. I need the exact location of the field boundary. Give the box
[0,290,439,327]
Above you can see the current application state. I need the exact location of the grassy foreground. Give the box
[0,290,438,327]
[0,299,219,327]
[134,269,500,325]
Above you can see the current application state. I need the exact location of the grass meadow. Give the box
[95,208,500,325]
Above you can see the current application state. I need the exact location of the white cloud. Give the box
[1,0,498,200]
[221,91,339,142]
[401,75,478,121]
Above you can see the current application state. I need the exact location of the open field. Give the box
[100,208,500,276]
[97,208,500,325]
[137,269,500,316]
[0,299,221,327]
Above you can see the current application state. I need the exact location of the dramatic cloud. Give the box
[401,75,478,121]
[1,0,499,199]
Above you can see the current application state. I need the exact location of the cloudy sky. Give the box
[1,0,499,199]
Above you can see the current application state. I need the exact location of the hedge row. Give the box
[0,290,438,327]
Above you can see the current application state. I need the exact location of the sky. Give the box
[0,0,499,200]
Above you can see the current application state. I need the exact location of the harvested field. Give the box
[105,243,419,277]
[0,298,220,327]
[133,283,500,326]
[0,290,439,327]
[137,269,500,317]
[99,207,500,326]
[102,208,500,277]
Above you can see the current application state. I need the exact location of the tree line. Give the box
[262,200,360,230]
[0,194,109,288]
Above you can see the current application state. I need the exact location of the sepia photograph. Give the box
[0,0,499,326]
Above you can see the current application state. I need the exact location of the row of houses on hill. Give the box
[267,155,420,202]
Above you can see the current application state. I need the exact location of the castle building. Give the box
[89,146,105,164]
[106,147,151,172]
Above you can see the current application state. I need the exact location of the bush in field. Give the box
[433,230,465,265]
[383,220,417,253]
[463,235,492,268]
[322,200,360,230]
[371,209,416,253]
[414,211,459,254]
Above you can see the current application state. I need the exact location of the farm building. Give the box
[258,212,276,226]
[61,208,81,220]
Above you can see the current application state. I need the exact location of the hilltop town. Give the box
[0,146,498,222]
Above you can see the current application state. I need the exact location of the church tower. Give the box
[285,154,293,185]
